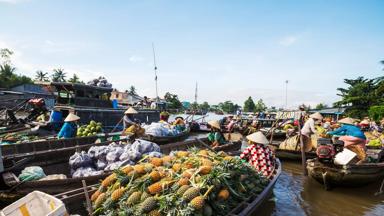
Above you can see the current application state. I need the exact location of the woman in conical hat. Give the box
[123,107,138,129]
[327,117,367,162]
[58,113,80,139]
[207,120,226,147]
[300,112,323,152]
[240,132,275,178]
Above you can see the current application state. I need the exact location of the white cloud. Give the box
[0,0,29,4]
[279,35,298,46]
[129,55,144,63]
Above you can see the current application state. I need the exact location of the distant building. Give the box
[309,107,347,121]
[110,90,144,106]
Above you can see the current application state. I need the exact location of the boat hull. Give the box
[307,159,384,188]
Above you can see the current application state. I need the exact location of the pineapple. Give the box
[172,163,181,172]
[111,187,126,202]
[149,171,161,182]
[177,178,189,186]
[141,191,151,201]
[91,190,101,202]
[101,173,116,188]
[161,155,172,164]
[217,189,230,201]
[147,182,163,195]
[176,151,189,158]
[198,150,209,156]
[150,158,163,167]
[182,169,194,178]
[184,162,194,169]
[139,197,157,213]
[199,166,212,175]
[134,164,147,175]
[177,185,190,196]
[122,165,134,174]
[182,187,200,202]
[224,156,233,161]
[201,159,213,166]
[94,192,106,208]
[127,191,142,206]
[190,196,205,210]
[148,209,162,216]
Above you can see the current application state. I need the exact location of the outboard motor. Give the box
[316,138,336,163]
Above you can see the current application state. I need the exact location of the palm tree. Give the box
[52,68,66,82]
[35,70,48,81]
[0,64,16,85]
[68,73,81,83]
[129,85,137,95]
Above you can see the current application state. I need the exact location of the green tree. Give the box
[190,102,199,110]
[0,48,13,65]
[219,101,237,114]
[334,76,381,118]
[164,92,182,109]
[0,48,32,89]
[52,68,66,82]
[315,103,328,110]
[68,73,82,83]
[243,96,256,112]
[35,70,49,81]
[128,85,137,95]
[254,99,267,112]
[199,101,210,111]
[368,106,384,122]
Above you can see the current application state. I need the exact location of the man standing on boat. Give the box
[58,113,80,139]
[123,107,138,129]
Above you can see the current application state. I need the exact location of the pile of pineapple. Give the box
[91,149,270,216]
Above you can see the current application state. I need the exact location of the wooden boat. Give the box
[228,159,281,216]
[141,128,190,145]
[307,158,384,189]
[189,121,210,133]
[1,133,122,173]
[268,144,317,160]
[0,136,242,202]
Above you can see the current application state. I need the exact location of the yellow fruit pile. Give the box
[92,149,270,216]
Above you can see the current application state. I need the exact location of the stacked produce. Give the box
[69,140,161,178]
[0,132,40,144]
[91,149,270,216]
[143,122,185,137]
[77,121,103,137]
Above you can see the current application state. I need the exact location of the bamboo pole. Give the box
[298,118,308,176]
[82,180,93,214]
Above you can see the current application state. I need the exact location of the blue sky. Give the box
[0,0,383,108]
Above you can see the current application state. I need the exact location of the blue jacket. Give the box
[328,124,366,140]
[58,122,77,138]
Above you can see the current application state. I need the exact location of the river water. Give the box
[175,113,384,216]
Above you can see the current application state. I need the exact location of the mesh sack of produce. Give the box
[130,139,160,154]
[18,166,46,182]
[91,149,270,216]
[279,135,300,151]
[69,151,94,170]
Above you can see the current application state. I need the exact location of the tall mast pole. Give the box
[194,82,198,104]
[152,43,159,101]
[285,80,289,109]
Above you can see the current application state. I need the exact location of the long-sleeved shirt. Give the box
[301,118,316,137]
[58,122,77,138]
[123,115,134,129]
[328,124,366,140]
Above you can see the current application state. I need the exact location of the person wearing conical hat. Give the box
[240,132,275,178]
[327,117,367,162]
[300,112,323,152]
[359,119,370,131]
[123,107,138,130]
[207,120,226,147]
[58,113,80,138]
[159,111,170,123]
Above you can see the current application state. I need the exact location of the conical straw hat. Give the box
[64,113,80,122]
[309,112,323,120]
[338,117,354,125]
[246,131,269,145]
[360,119,370,124]
[208,120,221,129]
[125,107,138,114]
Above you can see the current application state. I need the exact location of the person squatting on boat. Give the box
[58,113,80,139]
[240,131,275,177]
[207,120,226,147]
[173,116,186,132]
[327,117,367,163]
[123,107,138,129]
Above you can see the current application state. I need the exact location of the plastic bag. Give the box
[18,166,46,182]
[72,167,103,178]
[131,139,160,154]
[69,151,93,170]
[147,151,162,158]
[96,159,108,170]
[119,148,142,162]
[106,147,124,163]
[39,174,67,181]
